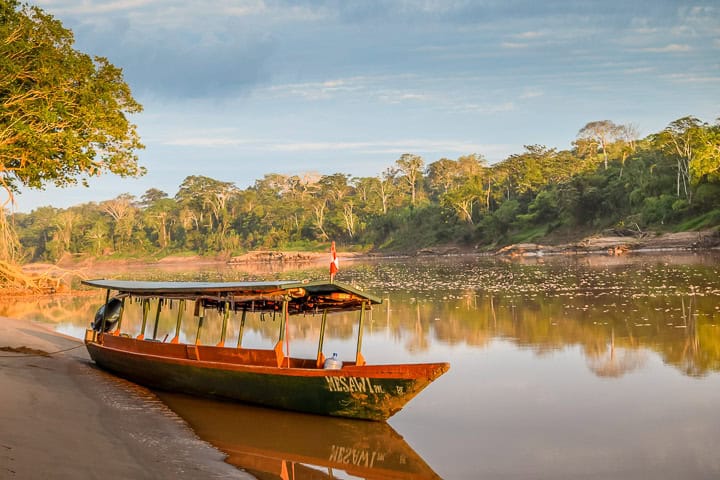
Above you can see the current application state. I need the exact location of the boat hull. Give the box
[86,336,449,421]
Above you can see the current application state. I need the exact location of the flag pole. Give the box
[330,241,339,283]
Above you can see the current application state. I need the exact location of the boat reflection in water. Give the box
[157,392,441,480]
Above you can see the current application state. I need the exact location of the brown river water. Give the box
[3,253,720,479]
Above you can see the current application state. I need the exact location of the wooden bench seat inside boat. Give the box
[103,335,282,367]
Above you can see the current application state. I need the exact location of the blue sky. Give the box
[16,0,720,212]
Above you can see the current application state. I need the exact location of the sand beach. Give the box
[0,316,250,479]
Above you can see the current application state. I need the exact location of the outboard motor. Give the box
[91,297,123,332]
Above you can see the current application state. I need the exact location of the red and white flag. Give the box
[330,241,339,280]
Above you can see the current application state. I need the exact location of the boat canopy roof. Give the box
[82,279,382,314]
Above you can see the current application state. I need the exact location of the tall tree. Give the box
[0,1,144,261]
[614,124,640,178]
[140,192,177,251]
[139,188,168,208]
[395,154,424,206]
[374,168,398,215]
[175,175,239,250]
[101,194,137,251]
[426,158,459,197]
[653,116,706,203]
[576,120,622,170]
[695,119,720,181]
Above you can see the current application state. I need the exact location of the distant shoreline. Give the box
[16,230,720,284]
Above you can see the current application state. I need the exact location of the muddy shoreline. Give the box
[490,230,720,257]
[0,317,251,479]
[17,229,720,282]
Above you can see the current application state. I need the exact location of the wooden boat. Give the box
[82,279,449,421]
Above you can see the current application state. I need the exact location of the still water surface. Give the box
[4,253,720,479]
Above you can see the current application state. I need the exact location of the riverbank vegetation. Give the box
[12,116,720,263]
[1,1,143,287]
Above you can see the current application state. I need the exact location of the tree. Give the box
[342,201,357,237]
[52,209,78,257]
[576,120,622,170]
[395,154,424,206]
[614,124,640,178]
[373,168,398,215]
[692,119,720,182]
[175,176,239,250]
[0,1,144,261]
[141,196,177,250]
[457,153,486,177]
[312,198,328,240]
[139,188,168,208]
[101,193,137,251]
[652,116,711,203]
[442,177,483,224]
[426,158,458,197]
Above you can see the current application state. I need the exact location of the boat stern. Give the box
[84,328,99,344]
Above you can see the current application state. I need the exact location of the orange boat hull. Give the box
[86,335,449,421]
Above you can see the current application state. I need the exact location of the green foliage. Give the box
[694,182,720,209]
[0,1,144,264]
[0,2,144,193]
[675,209,720,232]
[641,195,677,226]
[11,115,720,261]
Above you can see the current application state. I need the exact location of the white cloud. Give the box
[623,67,655,74]
[501,42,530,49]
[515,31,545,39]
[664,73,720,84]
[636,44,691,53]
[36,0,156,15]
[519,89,543,99]
[163,137,254,147]
[264,77,370,100]
[160,135,511,158]
[453,102,515,114]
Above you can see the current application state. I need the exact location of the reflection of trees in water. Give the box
[391,290,720,378]
[0,293,101,326]
[663,295,720,377]
[405,303,430,353]
[4,264,720,379]
[585,328,647,378]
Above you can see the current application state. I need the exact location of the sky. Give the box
[15,0,720,212]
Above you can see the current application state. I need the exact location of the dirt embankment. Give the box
[227,250,362,264]
[16,230,720,279]
[495,230,720,257]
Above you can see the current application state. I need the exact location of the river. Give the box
[3,252,720,479]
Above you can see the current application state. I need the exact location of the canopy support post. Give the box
[171,299,185,344]
[217,301,230,347]
[99,289,111,342]
[236,307,247,349]
[151,299,163,340]
[355,302,367,366]
[137,299,150,339]
[112,297,126,336]
[274,299,288,368]
[194,300,205,345]
[316,309,328,368]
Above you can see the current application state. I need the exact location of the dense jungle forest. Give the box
[12,116,720,262]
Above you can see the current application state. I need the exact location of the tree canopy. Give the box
[0,0,144,261]
[0,0,144,200]
[11,115,720,264]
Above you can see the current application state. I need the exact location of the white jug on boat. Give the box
[323,353,343,370]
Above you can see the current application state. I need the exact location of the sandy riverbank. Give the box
[0,317,251,479]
